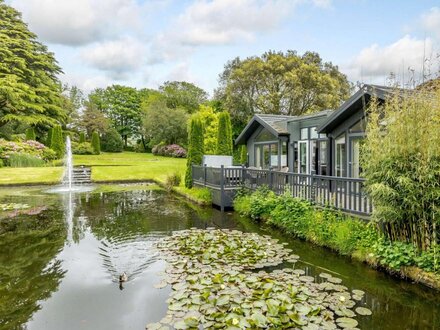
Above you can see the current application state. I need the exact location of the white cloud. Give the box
[421,7,440,39]
[11,0,144,45]
[346,35,435,82]
[311,0,332,9]
[81,37,146,79]
[148,0,302,63]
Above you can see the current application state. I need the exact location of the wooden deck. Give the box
[192,165,372,217]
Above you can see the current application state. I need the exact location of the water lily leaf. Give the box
[216,295,230,306]
[154,281,168,289]
[250,312,267,327]
[146,322,162,330]
[355,307,372,316]
[173,320,188,329]
[336,317,358,328]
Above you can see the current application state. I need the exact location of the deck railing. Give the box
[193,165,372,216]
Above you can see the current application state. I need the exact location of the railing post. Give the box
[310,170,316,202]
[220,165,225,212]
[203,164,207,186]
[269,167,273,190]
[241,165,245,186]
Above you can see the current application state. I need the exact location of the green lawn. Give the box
[0,152,186,185]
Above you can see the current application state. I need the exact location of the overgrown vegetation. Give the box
[362,90,440,252]
[234,187,439,274]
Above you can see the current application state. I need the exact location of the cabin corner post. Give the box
[220,165,225,212]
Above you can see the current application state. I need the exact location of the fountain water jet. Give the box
[45,136,95,194]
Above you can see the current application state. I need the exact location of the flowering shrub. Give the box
[0,139,57,164]
[152,144,187,158]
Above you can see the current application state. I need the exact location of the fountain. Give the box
[46,137,95,194]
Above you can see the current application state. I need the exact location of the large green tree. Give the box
[0,1,65,130]
[159,81,208,113]
[88,85,142,147]
[216,112,233,156]
[215,51,352,134]
[141,92,188,147]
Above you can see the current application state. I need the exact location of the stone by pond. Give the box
[149,228,372,329]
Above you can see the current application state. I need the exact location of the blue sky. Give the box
[7,0,440,95]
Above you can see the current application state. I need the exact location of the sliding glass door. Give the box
[298,141,308,174]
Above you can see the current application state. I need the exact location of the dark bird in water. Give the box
[119,272,128,290]
[119,272,128,283]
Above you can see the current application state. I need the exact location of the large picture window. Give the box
[335,133,346,177]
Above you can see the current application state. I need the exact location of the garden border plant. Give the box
[234,186,440,289]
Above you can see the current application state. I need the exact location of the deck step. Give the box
[63,166,92,184]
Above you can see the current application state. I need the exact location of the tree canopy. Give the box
[159,81,208,113]
[0,1,65,129]
[215,51,352,133]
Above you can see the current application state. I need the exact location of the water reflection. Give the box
[0,187,439,330]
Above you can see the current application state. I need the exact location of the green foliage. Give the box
[46,128,53,147]
[61,84,83,128]
[7,153,45,167]
[71,142,94,155]
[0,1,65,129]
[91,131,100,155]
[192,105,219,154]
[101,127,124,152]
[141,93,188,147]
[79,132,86,143]
[247,186,277,221]
[25,128,36,141]
[373,239,417,270]
[159,81,208,113]
[362,90,440,250]
[77,100,110,137]
[165,172,182,191]
[216,111,233,156]
[240,145,247,164]
[88,85,142,147]
[185,117,204,188]
[215,51,351,131]
[50,125,64,158]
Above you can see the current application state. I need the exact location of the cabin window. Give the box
[298,141,308,174]
[310,127,319,139]
[349,119,367,133]
[255,128,277,142]
[335,133,346,177]
[300,128,308,140]
[281,142,287,167]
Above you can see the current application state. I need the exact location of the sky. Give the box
[6,0,440,96]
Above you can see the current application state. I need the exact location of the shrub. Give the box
[46,128,53,147]
[184,117,204,188]
[101,128,124,152]
[91,131,101,155]
[247,186,277,221]
[0,139,56,163]
[25,128,36,141]
[72,142,94,155]
[152,144,187,158]
[216,111,233,156]
[7,153,46,167]
[165,172,182,191]
[79,132,86,143]
[0,159,4,168]
[51,125,65,158]
[362,90,440,251]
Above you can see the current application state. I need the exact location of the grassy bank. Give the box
[234,187,440,290]
[0,152,212,205]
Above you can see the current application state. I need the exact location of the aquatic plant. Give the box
[149,228,371,329]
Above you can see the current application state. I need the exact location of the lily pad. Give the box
[355,307,372,316]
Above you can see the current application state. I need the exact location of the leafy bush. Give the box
[0,139,56,164]
[247,186,277,221]
[373,240,417,270]
[152,143,187,158]
[165,172,182,191]
[91,131,101,155]
[7,153,46,167]
[0,159,4,168]
[415,247,439,273]
[72,142,94,155]
[101,128,124,152]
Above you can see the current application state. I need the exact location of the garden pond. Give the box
[0,185,439,329]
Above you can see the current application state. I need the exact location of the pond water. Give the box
[0,186,439,330]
